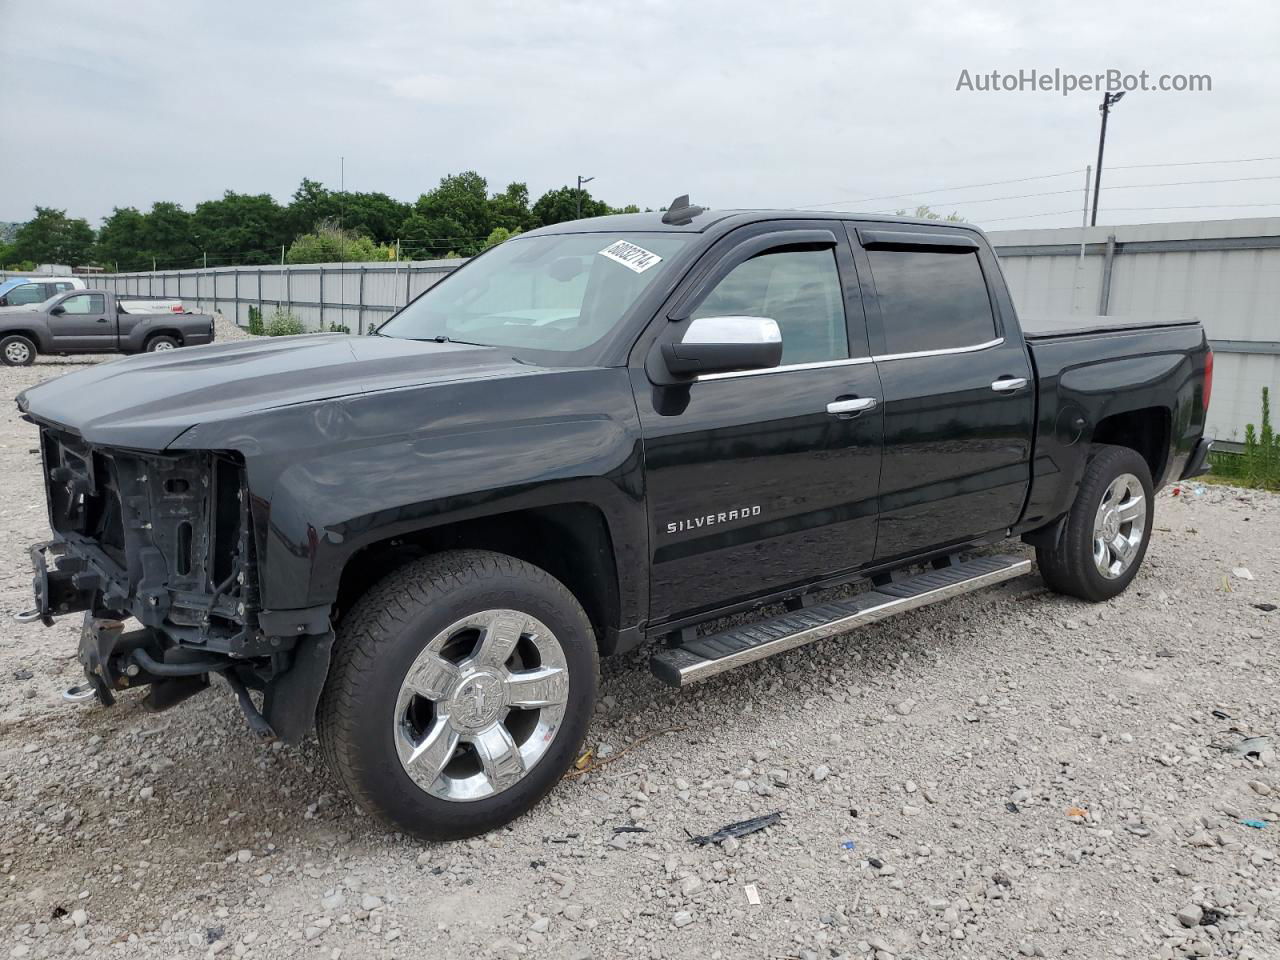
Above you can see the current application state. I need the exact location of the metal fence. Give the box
[987,217,1280,445]
[8,215,1278,442]
[12,259,466,336]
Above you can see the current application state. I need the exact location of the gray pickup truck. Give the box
[0,289,215,366]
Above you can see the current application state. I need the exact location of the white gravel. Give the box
[1,352,1277,960]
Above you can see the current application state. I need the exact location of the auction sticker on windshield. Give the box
[599,240,663,273]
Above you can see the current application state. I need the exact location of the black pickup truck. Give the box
[15,201,1212,840]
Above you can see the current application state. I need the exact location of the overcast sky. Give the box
[4,0,1279,237]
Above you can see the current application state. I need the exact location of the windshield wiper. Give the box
[400,334,487,347]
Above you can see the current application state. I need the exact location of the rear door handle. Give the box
[991,377,1028,393]
[827,397,878,416]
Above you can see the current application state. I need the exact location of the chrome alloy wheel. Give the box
[394,609,570,802]
[1092,472,1146,579]
[4,340,32,364]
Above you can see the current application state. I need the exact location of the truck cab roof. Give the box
[522,207,987,239]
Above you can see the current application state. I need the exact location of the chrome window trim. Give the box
[698,355,875,381]
[695,337,1004,382]
[872,337,1004,363]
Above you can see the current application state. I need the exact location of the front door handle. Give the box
[991,377,1028,393]
[827,397,878,416]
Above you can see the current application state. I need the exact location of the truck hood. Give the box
[17,333,541,449]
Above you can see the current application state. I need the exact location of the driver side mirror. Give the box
[49,305,65,316]
[660,316,783,378]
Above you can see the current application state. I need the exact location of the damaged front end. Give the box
[19,425,332,743]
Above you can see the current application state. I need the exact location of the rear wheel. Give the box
[145,335,179,352]
[317,550,598,840]
[1037,444,1154,602]
[1,335,36,366]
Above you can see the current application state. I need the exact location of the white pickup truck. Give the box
[0,277,185,314]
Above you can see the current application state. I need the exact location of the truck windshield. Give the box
[378,233,690,357]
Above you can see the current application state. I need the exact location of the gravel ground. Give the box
[1,341,1277,960]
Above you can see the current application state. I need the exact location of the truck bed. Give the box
[1021,314,1198,341]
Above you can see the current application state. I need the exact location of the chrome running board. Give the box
[650,555,1032,687]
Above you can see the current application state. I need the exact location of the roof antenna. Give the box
[661,194,705,226]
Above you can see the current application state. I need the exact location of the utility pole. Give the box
[1091,92,1125,226]
[576,175,595,219]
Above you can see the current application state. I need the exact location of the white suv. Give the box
[0,276,86,307]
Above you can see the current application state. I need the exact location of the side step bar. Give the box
[650,554,1032,687]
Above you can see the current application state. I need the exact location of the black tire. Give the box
[317,549,598,841]
[145,334,180,352]
[1036,444,1155,602]
[1,334,36,366]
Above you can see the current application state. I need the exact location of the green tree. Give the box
[402,171,492,258]
[191,191,290,265]
[143,202,200,269]
[288,178,338,236]
[488,182,534,233]
[10,207,96,266]
[531,186,611,227]
[285,221,386,264]
[894,205,965,222]
[96,206,150,270]
[482,226,521,250]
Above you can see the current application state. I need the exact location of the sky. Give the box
[3,0,1279,238]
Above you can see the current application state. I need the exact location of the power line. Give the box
[800,154,1280,213]
[877,174,1280,216]
[1110,155,1280,170]
[980,200,1280,226]
[796,169,1083,210]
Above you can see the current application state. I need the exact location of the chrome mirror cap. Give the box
[681,315,781,346]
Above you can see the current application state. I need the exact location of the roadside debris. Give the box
[1241,819,1268,829]
[1212,709,1231,720]
[13,669,32,680]
[687,811,782,846]
[564,726,686,779]
[1254,603,1277,612]
[1066,805,1088,819]
[1223,736,1272,759]
[1233,567,1255,581]
[612,825,649,834]
[839,840,856,850]
[744,884,761,906]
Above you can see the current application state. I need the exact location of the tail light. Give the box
[1202,349,1214,413]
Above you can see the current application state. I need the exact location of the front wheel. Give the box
[317,550,598,841]
[1037,444,1154,602]
[1,334,36,366]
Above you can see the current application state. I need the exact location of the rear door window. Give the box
[866,249,996,355]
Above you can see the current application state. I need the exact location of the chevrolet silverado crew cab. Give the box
[16,199,1213,840]
[0,289,212,365]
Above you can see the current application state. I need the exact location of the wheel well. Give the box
[145,329,183,347]
[0,329,39,345]
[333,503,622,652]
[1092,407,1171,485]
